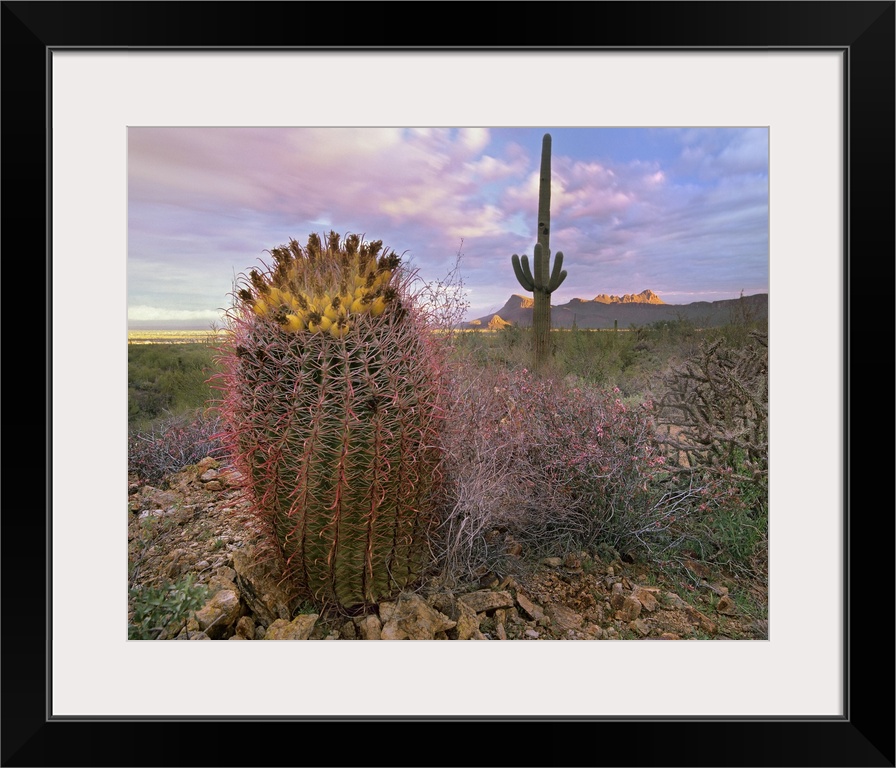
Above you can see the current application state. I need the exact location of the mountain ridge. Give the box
[464,291,768,330]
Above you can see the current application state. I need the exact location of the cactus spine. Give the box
[216,233,444,612]
[511,133,568,372]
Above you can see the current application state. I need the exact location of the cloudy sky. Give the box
[127,126,768,329]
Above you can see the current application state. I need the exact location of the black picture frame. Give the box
[5,2,893,766]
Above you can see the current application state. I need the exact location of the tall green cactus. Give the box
[215,232,444,612]
[511,133,568,372]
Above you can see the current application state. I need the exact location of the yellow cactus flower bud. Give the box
[323,297,344,323]
[370,295,388,317]
[318,315,333,334]
[282,313,304,333]
[374,269,392,289]
[252,298,269,317]
[306,310,322,334]
[352,291,375,314]
[330,318,349,339]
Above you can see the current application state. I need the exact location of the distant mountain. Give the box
[463,291,768,330]
[592,289,665,305]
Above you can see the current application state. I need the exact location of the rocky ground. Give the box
[128,457,769,642]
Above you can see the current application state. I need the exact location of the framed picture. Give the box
[12,1,893,765]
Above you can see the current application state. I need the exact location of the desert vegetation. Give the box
[128,241,768,631]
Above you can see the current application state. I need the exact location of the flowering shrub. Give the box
[433,362,726,580]
[127,410,225,486]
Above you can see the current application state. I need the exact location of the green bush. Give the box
[128,574,209,640]
[128,343,221,429]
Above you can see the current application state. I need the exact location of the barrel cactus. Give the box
[215,232,445,612]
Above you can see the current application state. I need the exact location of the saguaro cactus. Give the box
[511,133,568,372]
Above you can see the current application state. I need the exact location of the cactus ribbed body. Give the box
[216,233,443,611]
[511,133,568,372]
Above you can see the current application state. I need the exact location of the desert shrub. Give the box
[433,362,723,581]
[127,410,225,486]
[409,239,470,345]
[650,331,769,577]
[652,331,768,490]
[128,574,209,640]
[128,343,220,428]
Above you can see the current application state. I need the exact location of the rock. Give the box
[629,619,650,636]
[194,589,241,639]
[234,616,255,639]
[379,593,456,640]
[546,603,584,632]
[264,614,319,640]
[354,614,382,640]
[504,535,523,557]
[515,593,545,622]
[216,565,236,581]
[541,557,564,568]
[663,591,690,610]
[427,593,457,620]
[457,590,514,614]
[206,574,237,596]
[610,582,626,611]
[524,629,540,639]
[631,586,658,612]
[138,509,177,519]
[378,601,398,625]
[701,581,729,596]
[164,548,191,579]
[196,457,220,473]
[137,486,180,511]
[716,595,736,615]
[452,600,481,640]
[477,571,502,589]
[618,595,642,622]
[684,606,717,636]
[218,467,245,488]
[232,546,295,627]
